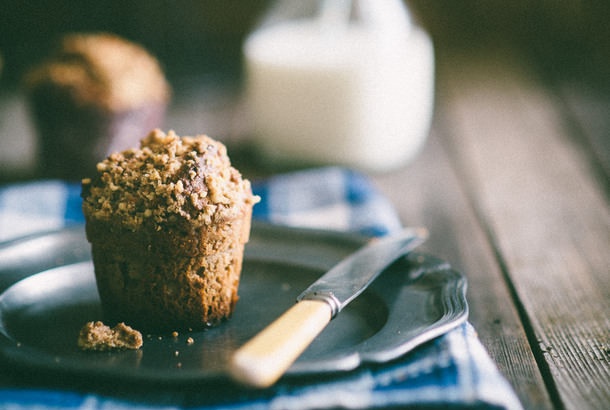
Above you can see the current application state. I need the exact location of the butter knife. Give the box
[229,227,428,388]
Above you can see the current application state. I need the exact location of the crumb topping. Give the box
[82,129,259,229]
[25,32,170,111]
[77,321,143,351]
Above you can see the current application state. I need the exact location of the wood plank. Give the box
[373,130,553,409]
[552,83,610,197]
[437,50,610,410]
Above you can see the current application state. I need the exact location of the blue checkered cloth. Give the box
[0,167,522,410]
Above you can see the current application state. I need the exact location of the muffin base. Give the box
[28,87,166,180]
[85,213,252,332]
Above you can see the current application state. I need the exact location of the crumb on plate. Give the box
[77,321,143,351]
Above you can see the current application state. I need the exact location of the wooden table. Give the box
[372,50,609,410]
[0,47,608,410]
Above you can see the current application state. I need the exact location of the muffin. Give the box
[24,33,170,180]
[81,129,259,332]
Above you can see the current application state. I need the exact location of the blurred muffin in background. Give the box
[24,33,170,180]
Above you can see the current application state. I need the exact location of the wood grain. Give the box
[552,83,610,198]
[436,50,610,410]
[374,128,553,409]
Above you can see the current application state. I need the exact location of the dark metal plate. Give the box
[0,223,467,384]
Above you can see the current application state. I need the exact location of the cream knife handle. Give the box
[229,300,332,388]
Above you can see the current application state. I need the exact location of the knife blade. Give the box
[229,227,428,388]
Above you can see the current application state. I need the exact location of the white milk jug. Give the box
[243,0,434,172]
